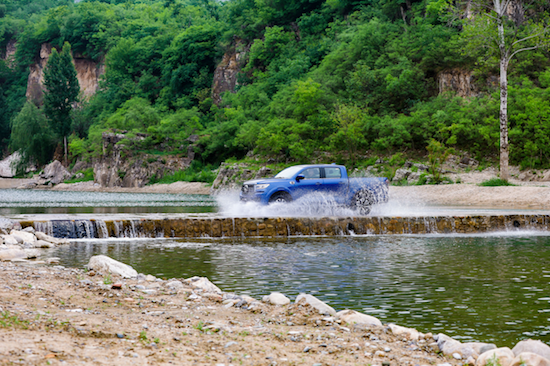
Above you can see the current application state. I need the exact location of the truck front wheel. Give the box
[352,190,374,215]
[269,192,292,204]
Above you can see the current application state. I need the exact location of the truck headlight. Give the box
[255,184,270,191]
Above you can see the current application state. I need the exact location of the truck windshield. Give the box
[274,166,304,179]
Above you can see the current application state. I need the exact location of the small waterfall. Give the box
[18,214,550,239]
[95,220,109,238]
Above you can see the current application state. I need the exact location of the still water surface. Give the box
[50,233,550,347]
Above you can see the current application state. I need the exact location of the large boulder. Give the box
[476,347,515,366]
[40,160,71,185]
[510,352,550,366]
[0,152,20,178]
[336,310,382,327]
[436,333,494,359]
[262,292,290,306]
[512,340,550,360]
[10,230,36,244]
[183,276,222,293]
[87,255,138,278]
[295,293,336,316]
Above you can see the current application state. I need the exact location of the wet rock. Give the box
[388,324,420,340]
[183,276,222,293]
[87,255,138,279]
[510,352,550,366]
[476,347,515,366]
[512,340,550,360]
[295,294,336,316]
[262,292,290,306]
[336,310,382,327]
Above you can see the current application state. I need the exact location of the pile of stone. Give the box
[0,226,69,261]
[86,254,550,366]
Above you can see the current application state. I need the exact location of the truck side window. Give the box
[302,168,320,179]
[325,167,341,178]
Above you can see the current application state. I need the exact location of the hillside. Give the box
[1,0,550,185]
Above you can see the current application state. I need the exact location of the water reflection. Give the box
[50,233,550,346]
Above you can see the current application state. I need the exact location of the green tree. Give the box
[461,0,550,180]
[43,41,79,164]
[9,101,55,174]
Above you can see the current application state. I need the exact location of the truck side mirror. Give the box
[296,174,305,182]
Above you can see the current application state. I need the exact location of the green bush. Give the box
[478,178,516,187]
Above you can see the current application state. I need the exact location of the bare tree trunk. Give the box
[64,136,68,167]
[499,57,510,181]
[496,0,510,181]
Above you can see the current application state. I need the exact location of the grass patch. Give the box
[478,178,516,186]
[0,311,29,329]
[64,167,94,184]
[149,161,216,184]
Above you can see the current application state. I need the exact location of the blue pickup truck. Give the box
[239,164,389,214]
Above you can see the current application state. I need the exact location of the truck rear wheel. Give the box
[352,190,374,215]
[269,192,292,204]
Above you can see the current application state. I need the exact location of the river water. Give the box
[2,189,550,347]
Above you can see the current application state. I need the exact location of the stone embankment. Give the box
[1,254,549,365]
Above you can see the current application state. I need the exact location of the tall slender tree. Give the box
[462,0,549,180]
[43,42,79,165]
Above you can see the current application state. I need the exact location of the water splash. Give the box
[216,190,358,217]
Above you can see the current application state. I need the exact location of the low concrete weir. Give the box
[18,214,550,239]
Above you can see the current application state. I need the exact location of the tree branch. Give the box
[509,45,541,61]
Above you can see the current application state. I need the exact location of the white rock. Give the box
[166,280,184,291]
[1,235,18,246]
[87,255,138,278]
[476,347,515,366]
[336,310,382,327]
[35,232,69,245]
[24,249,40,259]
[0,249,28,261]
[295,293,336,316]
[389,323,420,340]
[145,275,157,282]
[10,230,36,244]
[36,240,54,248]
[262,292,290,306]
[510,352,550,366]
[183,276,222,293]
[513,340,550,360]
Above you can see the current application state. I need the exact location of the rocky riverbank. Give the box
[2,253,550,366]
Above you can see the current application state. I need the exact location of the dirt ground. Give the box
[0,261,456,366]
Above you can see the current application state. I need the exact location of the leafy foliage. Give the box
[0,0,549,175]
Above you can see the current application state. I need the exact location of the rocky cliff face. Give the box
[26,43,104,104]
[211,163,273,192]
[93,132,193,188]
[437,69,477,97]
[1,39,17,67]
[211,42,248,105]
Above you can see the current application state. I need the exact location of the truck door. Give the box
[321,167,347,203]
[292,167,322,199]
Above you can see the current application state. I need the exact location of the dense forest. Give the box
[1,0,550,179]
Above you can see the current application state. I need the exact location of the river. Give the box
[2,188,550,347]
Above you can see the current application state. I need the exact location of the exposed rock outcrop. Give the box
[0,152,21,178]
[1,39,17,67]
[26,43,104,104]
[211,42,248,105]
[438,69,477,97]
[211,163,273,192]
[93,131,192,188]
